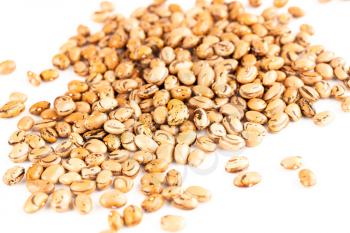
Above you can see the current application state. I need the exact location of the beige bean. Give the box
[299,86,320,102]
[84,139,107,154]
[104,119,126,134]
[26,163,44,181]
[165,169,182,186]
[172,193,198,210]
[274,0,288,8]
[96,169,113,190]
[40,68,59,81]
[109,149,130,163]
[142,154,168,171]
[81,166,101,180]
[50,189,72,212]
[184,186,211,203]
[220,103,244,118]
[153,106,168,125]
[108,210,124,231]
[188,96,214,110]
[9,142,30,163]
[123,205,143,226]
[133,150,156,165]
[17,116,35,131]
[299,169,316,187]
[59,171,82,185]
[8,130,26,145]
[114,176,134,193]
[135,134,158,153]
[174,143,190,164]
[245,111,267,124]
[121,159,140,177]
[193,108,210,130]
[53,96,76,116]
[62,158,86,173]
[161,215,185,232]
[188,149,206,167]
[225,156,249,173]
[288,6,305,18]
[281,156,303,170]
[23,192,48,214]
[236,66,258,84]
[141,194,164,212]
[267,113,289,133]
[9,92,27,103]
[27,71,41,86]
[219,134,245,151]
[285,103,302,122]
[0,60,16,75]
[3,166,25,185]
[99,190,127,209]
[313,111,333,126]
[234,171,261,188]
[29,101,50,115]
[242,128,264,147]
[40,127,58,143]
[247,98,267,112]
[26,179,55,194]
[315,81,331,98]
[153,130,175,145]
[207,122,227,143]
[178,69,196,85]
[70,180,96,195]
[264,99,286,119]
[55,141,74,157]
[74,194,93,214]
[341,97,350,112]
[298,98,316,118]
[0,101,25,118]
[25,134,45,149]
[162,186,183,201]
[176,130,197,145]
[28,146,53,163]
[156,143,174,164]
[239,83,264,99]
[39,153,61,168]
[141,177,164,196]
[41,165,65,184]
[195,136,216,152]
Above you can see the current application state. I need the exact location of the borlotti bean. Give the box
[3,0,350,232]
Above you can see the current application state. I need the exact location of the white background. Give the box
[1,0,350,232]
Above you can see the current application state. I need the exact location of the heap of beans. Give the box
[2,0,350,232]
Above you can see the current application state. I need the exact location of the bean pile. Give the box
[2,0,350,232]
